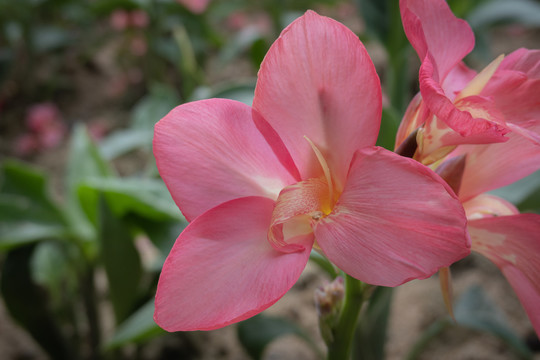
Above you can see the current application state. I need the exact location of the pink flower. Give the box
[176,0,210,14]
[398,0,540,336]
[398,0,540,166]
[129,10,149,29]
[153,11,470,332]
[110,10,130,31]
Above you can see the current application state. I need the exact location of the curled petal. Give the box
[469,214,540,336]
[462,194,519,220]
[154,99,297,221]
[419,58,509,144]
[253,10,381,188]
[400,0,474,83]
[314,147,470,287]
[154,197,313,331]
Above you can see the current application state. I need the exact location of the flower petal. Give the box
[154,196,313,331]
[482,49,540,127]
[313,147,470,287]
[469,214,540,336]
[462,194,519,220]
[154,98,298,221]
[400,0,474,83]
[253,10,381,188]
[450,122,540,201]
[419,58,509,144]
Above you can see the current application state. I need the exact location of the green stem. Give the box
[326,275,366,360]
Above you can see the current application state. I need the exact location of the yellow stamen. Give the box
[304,136,334,214]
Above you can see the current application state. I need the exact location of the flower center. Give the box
[267,137,338,253]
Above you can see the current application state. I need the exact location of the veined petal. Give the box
[313,147,470,287]
[154,99,297,221]
[154,196,313,331]
[400,0,474,83]
[469,214,540,336]
[450,121,540,201]
[253,10,381,188]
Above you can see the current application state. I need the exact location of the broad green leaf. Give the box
[454,285,532,359]
[99,197,142,323]
[99,129,153,160]
[0,161,68,250]
[237,314,318,360]
[1,245,73,360]
[131,83,180,132]
[65,124,112,244]
[78,177,183,225]
[106,299,164,349]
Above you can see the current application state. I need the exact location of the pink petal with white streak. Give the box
[154,99,297,221]
[469,214,540,336]
[154,196,313,331]
[253,11,381,189]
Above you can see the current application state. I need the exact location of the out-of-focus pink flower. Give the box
[226,11,248,31]
[20,102,67,152]
[176,0,210,14]
[153,11,470,332]
[110,10,130,31]
[398,0,540,336]
[130,35,147,56]
[130,10,149,28]
[14,134,38,156]
[26,102,60,132]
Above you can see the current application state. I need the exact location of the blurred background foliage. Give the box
[0,0,539,359]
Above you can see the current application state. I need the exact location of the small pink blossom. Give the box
[129,10,149,28]
[153,11,469,332]
[176,0,210,14]
[110,10,130,31]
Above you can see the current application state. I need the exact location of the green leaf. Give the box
[354,286,394,360]
[78,177,183,224]
[237,314,318,360]
[131,83,181,132]
[467,0,540,29]
[376,107,400,151]
[65,124,112,244]
[490,170,540,212]
[454,285,532,359]
[1,245,73,359]
[99,129,153,160]
[0,161,68,250]
[99,197,142,323]
[106,299,164,349]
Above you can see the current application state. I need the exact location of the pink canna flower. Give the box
[176,0,210,14]
[398,0,540,166]
[398,0,540,336]
[153,11,470,332]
